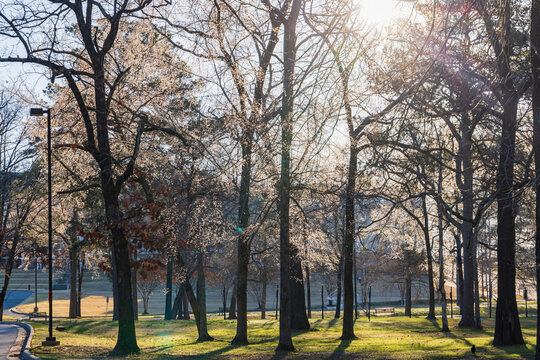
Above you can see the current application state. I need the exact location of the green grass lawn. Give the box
[26,307,538,359]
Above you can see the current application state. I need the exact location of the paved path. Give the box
[0,324,21,359]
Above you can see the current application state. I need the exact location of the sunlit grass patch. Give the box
[27,309,536,359]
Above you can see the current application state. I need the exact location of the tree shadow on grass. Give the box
[146,345,174,353]
[291,328,313,337]
[186,342,238,359]
[430,318,491,337]
[262,321,277,329]
[64,320,113,334]
[32,345,111,359]
[269,350,290,360]
[428,318,532,357]
[192,336,279,359]
[496,344,534,358]
[491,337,533,358]
[325,318,339,330]
[328,338,353,359]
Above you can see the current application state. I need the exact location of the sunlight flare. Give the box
[360,0,404,27]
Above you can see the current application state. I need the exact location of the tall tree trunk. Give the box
[171,285,182,320]
[233,136,252,344]
[97,57,138,353]
[460,220,474,326]
[164,255,173,320]
[69,245,78,319]
[454,232,464,312]
[354,245,358,319]
[0,231,19,321]
[229,0,281,343]
[473,227,482,329]
[458,113,475,328]
[405,273,412,318]
[532,1,540,357]
[182,290,190,320]
[489,258,493,318]
[112,248,119,321]
[229,279,237,319]
[222,286,227,320]
[289,243,310,330]
[335,253,343,319]
[437,224,449,332]
[77,256,84,318]
[437,157,449,332]
[481,257,485,299]
[108,221,137,354]
[277,0,301,352]
[341,145,358,339]
[306,265,311,319]
[131,268,138,320]
[261,278,267,319]
[178,288,184,320]
[182,273,209,339]
[196,252,212,341]
[493,97,524,346]
[142,296,149,314]
[422,195,436,320]
[171,286,182,320]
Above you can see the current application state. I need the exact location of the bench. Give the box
[374,307,395,316]
[28,311,47,320]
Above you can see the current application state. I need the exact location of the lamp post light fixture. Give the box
[29,107,59,347]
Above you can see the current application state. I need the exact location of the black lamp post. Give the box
[34,255,38,313]
[30,107,59,347]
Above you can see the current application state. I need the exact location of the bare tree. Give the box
[531,0,540,357]
[0,1,171,354]
[0,92,40,321]
[277,0,302,351]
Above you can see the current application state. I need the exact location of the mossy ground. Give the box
[26,304,538,359]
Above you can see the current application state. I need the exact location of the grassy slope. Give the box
[10,269,279,315]
[27,309,537,360]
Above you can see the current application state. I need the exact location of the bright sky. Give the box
[0,0,413,104]
[0,59,50,105]
[360,0,408,28]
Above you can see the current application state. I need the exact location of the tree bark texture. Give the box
[164,255,173,320]
[0,231,19,321]
[454,232,464,312]
[531,1,540,356]
[77,256,84,317]
[171,286,183,320]
[422,195,436,320]
[69,246,78,318]
[289,243,310,330]
[335,252,343,319]
[458,113,475,328]
[277,0,301,351]
[131,268,138,320]
[306,265,311,319]
[229,280,237,319]
[437,158,449,332]
[341,146,358,339]
[493,96,524,345]
[233,133,252,344]
[405,273,412,318]
[196,252,212,341]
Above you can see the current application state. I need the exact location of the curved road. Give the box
[0,290,33,359]
[0,324,21,359]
